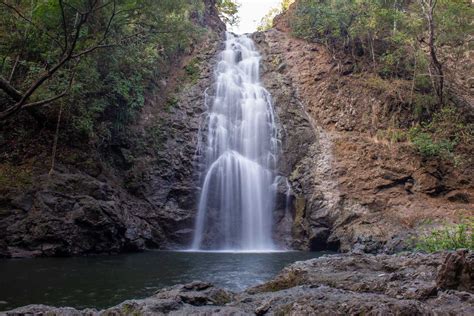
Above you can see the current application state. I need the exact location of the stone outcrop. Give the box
[5,252,473,315]
[0,172,159,257]
[436,249,473,292]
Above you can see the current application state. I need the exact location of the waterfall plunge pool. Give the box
[0,250,331,311]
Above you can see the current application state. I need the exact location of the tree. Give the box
[257,7,280,31]
[216,0,239,26]
[419,0,444,104]
[0,0,202,124]
[0,0,119,121]
[257,0,295,31]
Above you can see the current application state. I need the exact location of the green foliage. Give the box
[291,0,359,45]
[184,58,201,83]
[0,163,32,191]
[412,94,436,119]
[289,0,474,123]
[289,0,473,80]
[280,0,295,11]
[409,129,455,157]
[257,0,295,31]
[257,7,280,32]
[408,106,473,158]
[435,0,474,47]
[0,0,204,141]
[165,96,179,112]
[216,0,239,26]
[415,218,474,252]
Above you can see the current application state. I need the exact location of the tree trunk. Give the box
[49,103,63,175]
[422,0,444,105]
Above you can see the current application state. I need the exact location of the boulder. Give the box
[437,249,473,292]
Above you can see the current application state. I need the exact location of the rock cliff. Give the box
[0,0,225,258]
[1,0,472,257]
[255,15,473,252]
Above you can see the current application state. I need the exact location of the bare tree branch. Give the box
[21,91,68,109]
[101,0,116,44]
[0,76,22,101]
[420,0,444,104]
[71,44,116,58]
[0,60,78,120]
[8,55,20,82]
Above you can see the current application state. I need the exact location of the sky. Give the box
[229,0,282,34]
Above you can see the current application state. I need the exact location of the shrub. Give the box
[0,164,32,191]
[289,0,473,92]
[408,106,473,158]
[184,58,201,83]
[409,129,455,157]
[415,218,474,252]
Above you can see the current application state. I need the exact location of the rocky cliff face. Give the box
[1,0,472,257]
[254,19,473,252]
[0,1,225,258]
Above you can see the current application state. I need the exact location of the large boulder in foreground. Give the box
[5,251,473,315]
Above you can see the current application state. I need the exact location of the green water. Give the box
[0,250,329,311]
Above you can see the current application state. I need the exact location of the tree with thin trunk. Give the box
[420,0,444,105]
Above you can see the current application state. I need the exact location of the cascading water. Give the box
[192,33,279,251]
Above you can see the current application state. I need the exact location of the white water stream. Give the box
[192,33,279,251]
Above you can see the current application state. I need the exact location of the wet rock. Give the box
[247,252,473,314]
[155,281,234,306]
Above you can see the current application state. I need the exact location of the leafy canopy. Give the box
[0,0,204,137]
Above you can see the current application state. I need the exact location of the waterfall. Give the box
[192,33,279,251]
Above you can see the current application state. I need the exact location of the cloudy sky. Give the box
[229,0,281,34]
